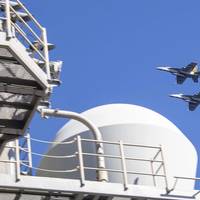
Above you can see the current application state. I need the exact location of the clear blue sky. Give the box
[23,0,200,181]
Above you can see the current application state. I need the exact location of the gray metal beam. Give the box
[0,119,25,129]
[0,56,19,63]
[0,101,33,110]
[0,128,22,135]
[0,77,43,90]
[0,84,44,96]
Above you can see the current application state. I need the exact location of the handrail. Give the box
[174,176,200,181]
[1,0,52,82]
[9,6,45,46]
[20,147,76,159]
[41,27,51,80]
[21,162,78,173]
[5,0,12,38]
[81,138,161,149]
[82,152,163,163]
[24,136,76,145]
[21,134,166,189]
[11,22,46,61]
[11,20,26,36]
[15,0,44,30]
[171,176,200,194]
[0,160,17,163]
[0,133,170,190]
[83,166,166,177]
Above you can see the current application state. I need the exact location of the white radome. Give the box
[38,104,198,190]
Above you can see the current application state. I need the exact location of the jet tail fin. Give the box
[183,62,198,72]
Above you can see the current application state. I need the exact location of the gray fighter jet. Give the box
[169,92,200,111]
[157,62,199,84]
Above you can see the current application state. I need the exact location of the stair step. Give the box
[11,11,31,22]
[30,40,55,51]
[48,79,61,86]
[46,43,56,51]
[33,58,45,68]
[0,1,21,11]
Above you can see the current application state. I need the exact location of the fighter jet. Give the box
[169,92,200,111]
[157,62,199,84]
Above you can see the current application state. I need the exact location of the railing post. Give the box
[160,145,174,193]
[15,139,20,181]
[150,160,156,186]
[119,140,128,190]
[41,27,51,81]
[26,132,33,175]
[5,0,12,38]
[77,135,85,186]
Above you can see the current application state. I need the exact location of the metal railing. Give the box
[1,134,200,195]
[0,134,170,190]
[0,0,51,80]
[79,137,168,189]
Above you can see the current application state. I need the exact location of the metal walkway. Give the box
[0,134,200,200]
[0,174,199,200]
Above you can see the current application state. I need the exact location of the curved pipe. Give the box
[40,108,108,182]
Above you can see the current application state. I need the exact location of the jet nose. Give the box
[156,66,170,71]
[169,94,183,98]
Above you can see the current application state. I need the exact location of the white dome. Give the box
[54,104,184,143]
[38,103,197,190]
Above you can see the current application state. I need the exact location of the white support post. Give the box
[77,135,85,186]
[150,160,156,186]
[160,145,174,193]
[15,139,20,181]
[41,27,51,81]
[26,133,33,175]
[5,0,12,38]
[119,140,128,190]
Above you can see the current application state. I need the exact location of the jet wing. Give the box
[176,75,186,84]
[189,102,199,111]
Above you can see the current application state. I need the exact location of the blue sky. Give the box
[22,0,200,182]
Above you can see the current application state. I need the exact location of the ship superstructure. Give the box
[0,1,200,200]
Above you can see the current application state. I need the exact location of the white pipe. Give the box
[40,108,108,182]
